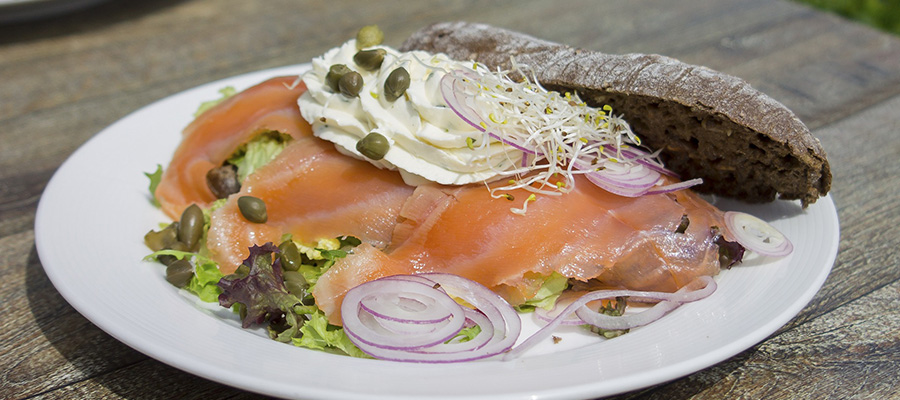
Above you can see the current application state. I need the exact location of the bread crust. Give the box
[400,21,831,206]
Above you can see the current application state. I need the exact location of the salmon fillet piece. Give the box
[206,135,415,273]
[155,76,311,219]
[314,179,724,325]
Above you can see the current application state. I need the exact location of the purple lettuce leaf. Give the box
[217,243,304,329]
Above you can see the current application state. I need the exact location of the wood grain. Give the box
[1,0,898,398]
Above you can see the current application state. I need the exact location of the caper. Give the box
[282,270,309,298]
[278,240,302,272]
[168,241,188,252]
[237,196,267,223]
[206,164,241,199]
[356,132,390,160]
[165,259,194,288]
[356,25,384,49]
[144,223,178,252]
[338,71,363,98]
[178,204,204,251]
[353,48,386,71]
[157,253,178,266]
[384,67,410,102]
[158,241,188,266]
[325,64,351,93]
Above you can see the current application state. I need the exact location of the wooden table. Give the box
[2,0,898,398]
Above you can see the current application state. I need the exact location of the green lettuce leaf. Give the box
[194,86,237,117]
[448,324,482,343]
[144,249,224,302]
[144,164,163,207]
[227,132,291,182]
[514,272,569,312]
[187,260,225,302]
[293,311,369,358]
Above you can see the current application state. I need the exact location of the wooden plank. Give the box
[0,232,147,399]
[29,359,266,400]
[606,90,900,400]
[1,0,899,398]
[782,92,900,328]
[611,280,900,399]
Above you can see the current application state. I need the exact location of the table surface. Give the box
[2,0,898,399]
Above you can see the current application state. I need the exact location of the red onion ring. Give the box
[419,273,521,356]
[575,160,662,197]
[533,297,587,326]
[724,211,793,257]
[359,291,453,324]
[503,276,716,360]
[341,274,521,363]
[644,178,704,195]
[603,145,679,178]
[341,279,466,350]
[439,73,537,154]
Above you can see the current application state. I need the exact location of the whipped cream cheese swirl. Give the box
[298,40,521,186]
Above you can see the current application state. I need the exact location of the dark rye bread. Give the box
[400,22,831,206]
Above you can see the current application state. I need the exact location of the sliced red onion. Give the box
[359,291,452,324]
[603,145,679,178]
[341,273,522,363]
[574,276,716,330]
[644,178,703,195]
[533,299,586,326]
[575,160,662,197]
[724,211,793,257]
[341,279,465,350]
[346,310,497,363]
[419,273,521,355]
[504,276,716,360]
[439,72,536,155]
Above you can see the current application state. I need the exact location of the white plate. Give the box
[35,64,839,400]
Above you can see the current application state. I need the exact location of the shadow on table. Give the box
[23,244,265,399]
[0,0,186,45]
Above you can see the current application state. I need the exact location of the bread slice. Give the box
[400,22,831,206]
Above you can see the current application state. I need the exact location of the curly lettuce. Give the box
[227,132,292,182]
[144,164,163,207]
[216,242,365,356]
[144,249,224,302]
[194,86,237,117]
[514,272,569,312]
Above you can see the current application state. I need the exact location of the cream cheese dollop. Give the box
[297,40,521,186]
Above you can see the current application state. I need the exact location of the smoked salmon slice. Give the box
[206,135,416,273]
[155,76,311,219]
[313,179,725,325]
[154,76,730,326]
